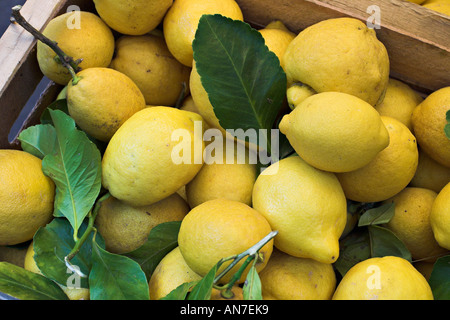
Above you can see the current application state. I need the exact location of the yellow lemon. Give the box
[0,150,55,246]
[37,11,115,85]
[252,156,347,264]
[374,78,424,131]
[279,92,390,173]
[410,148,450,193]
[178,199,273,284]
[337,116,419,203]
[102,107,205,207]
[24,242,90,300]
[332,256,433,300]
[383,187,449,262]
[286,83,316,110]
[163,0,244,67]
[259,249,337,300]
[411,87,450,168]
[93,0,173,35]
[109,35,191,106]
[67,67,146,142]
[149,247,202,300]
[258,21,296,70]
[430,182,450,250]
[283,17,390,106]
[185,138,258,208]
[95,193,189,254]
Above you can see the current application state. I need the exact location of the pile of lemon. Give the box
[1,0,449,300]
[411,0,450,16]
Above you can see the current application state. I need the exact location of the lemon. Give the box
[332,256,433,300]
[67,67,146,142]
[102,106,205,207]
[411,87,450,168]
[37,11,115,85]
[259,249,336,300]
[430,182,450,250]
[423,1,450,15]
[109,35,191,106]
[24,242,90,300]
[185,138,258,208]
[95,193,189,254]
[279,92,390,173]
[0,244,28,268]
[93,0,173,35]
[374,78,423,131]
[258,21,296,70]
[163,0,244,67]
[383,187,448,262]
[252,156,347,264]
[178,199,273,284]
[149,246,202,300]
[0,150,55,246]
[410,148,450,193]
[286,83,316,110]
[337,116,419,203]
[283,17,390,106]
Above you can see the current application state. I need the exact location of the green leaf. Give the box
[193,14,286,150]
[445,110,450,140]
[242,265,262,300]
[89,239,150,300]
[335,228,371,277]
[33,218,102,289]
[0,262,68,300]
[187,263,218,300]
[18,124,58,159]
[428,255,450,300]
[368,225,412,261]
[358,202,395,227]
[160,281,198,300]
[124,221,181,279]
[42,109,102,237]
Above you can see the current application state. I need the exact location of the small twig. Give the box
[11,5,82,84]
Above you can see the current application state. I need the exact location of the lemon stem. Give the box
[65,193,111,268]
[11,5,82,85]
[213,230,278,288]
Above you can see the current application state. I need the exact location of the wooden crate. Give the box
[0,0,449,150]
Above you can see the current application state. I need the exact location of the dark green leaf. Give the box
[33,218,102,289]
[358,202,395,227]
[160,281,198,300]
[242,265,262,300]
[18,124,58,159]
[124,221,181,279]
[428,255,450,300]
[368,225,412,261]
[42,109,102,236]
[187,263,218,300]
[335,228,371,277]
[89,240,150,300]
[193,14,286,150]
[0,262,68,300]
